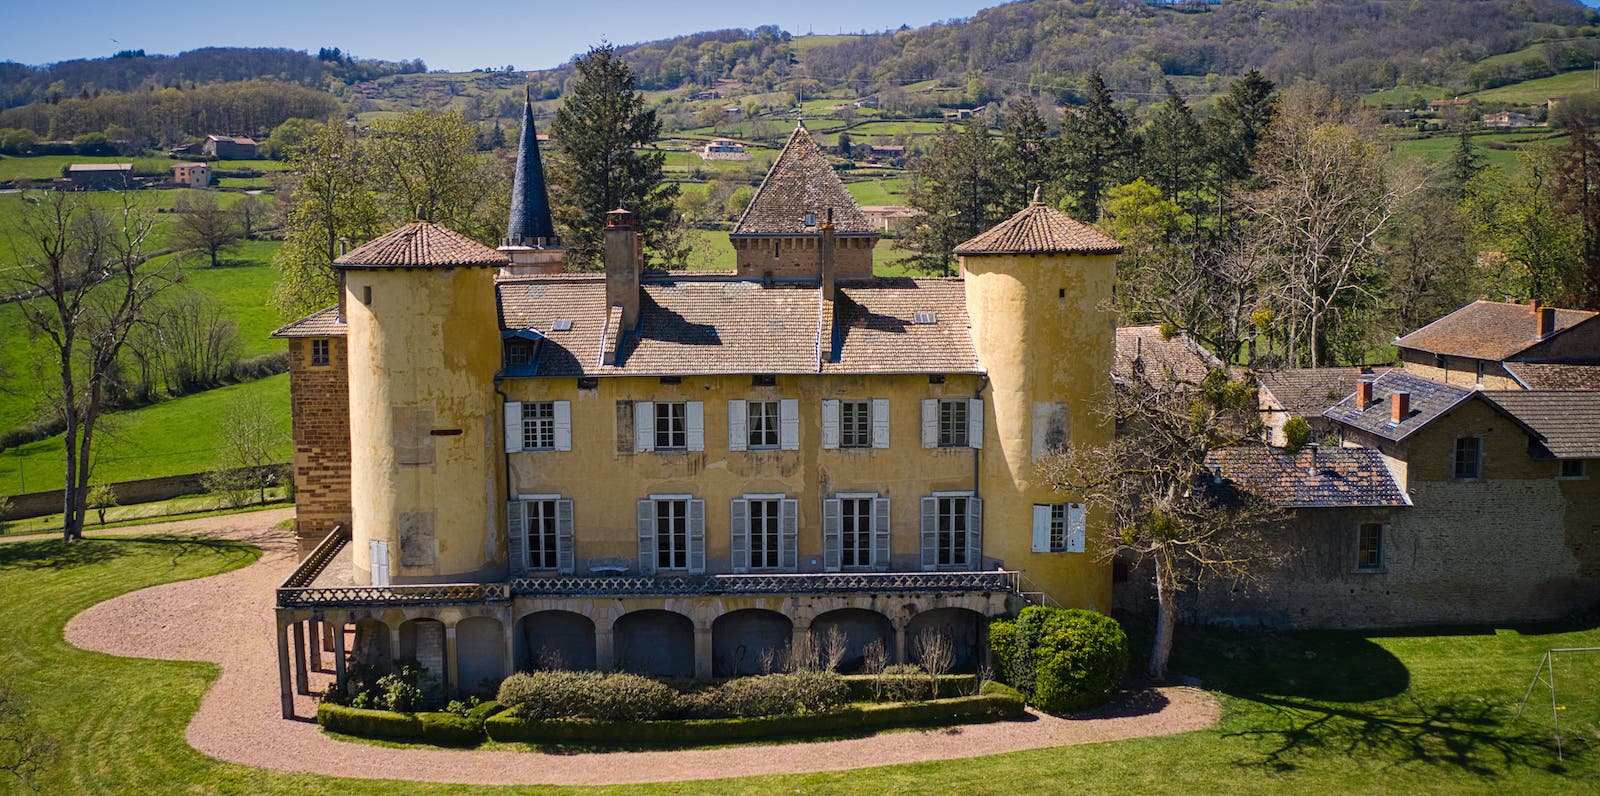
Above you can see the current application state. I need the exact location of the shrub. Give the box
[988,617,1017,685]
[695,671,849,718]
[497,671,676,722]
[841,673,975,702]
[316,704,483,746]
[1283,416,1311,452]
[877,664,931,703]
[993,606,1129,715]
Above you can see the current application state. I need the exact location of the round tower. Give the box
[955,197,1121,611]
[337,222,511,584]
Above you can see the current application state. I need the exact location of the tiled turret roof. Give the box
[733,123,875,235]
[954,199,1122,256]
[335,222,509,269]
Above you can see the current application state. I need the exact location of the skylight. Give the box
[914,311,937,325]
[551,320,573,332]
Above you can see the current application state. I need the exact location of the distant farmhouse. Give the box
[65,163,132,190]
[698,138,751,161]
[172,162,210,188]
[203,134,258,159]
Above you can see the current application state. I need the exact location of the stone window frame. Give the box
[1355,522,1385,572]
[310,338,331,367]
[1452,436,1481,480]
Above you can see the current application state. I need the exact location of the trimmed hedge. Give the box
[840,673,978,702]
[497,671,678,721]
[484,691,1025,745]
[990,606,1129,715]
[316,703,484,746]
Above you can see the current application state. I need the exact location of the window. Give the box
[522,402,556,450]
[937,496,969,566]
[1356,523,1383,570]
[1049,504,1068,552]
[656,498,689,570]
[1032,503,1085,553]
[1453,436,1481,479]
[504,340,532,367]
[732,495,797,572]
[840,401,871,448]
[1560,460,1586,479]
[747,400,780,449]
[507,496,572,575]
[746,498,781,569]
[656,402,687,450]
[939,399,968,447]
[840,497,873,568]
[310,339,330,367]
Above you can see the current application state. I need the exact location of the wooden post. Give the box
[276,620,295,719]
[292,621,310,695]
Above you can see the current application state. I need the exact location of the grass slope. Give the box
[0,535,1595,793]
[1472,69,1600,104]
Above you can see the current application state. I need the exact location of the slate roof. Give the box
[1113,325,1223,388]
[506,94,556,244]
[1259,367,1386,416]
[334,222,510,269]
[1483,390,1600,459]
[1207,447,1410,508]
[272,306,346,338]
[733,123,876,236]
[1504,362,1600,390]
[954,200,1122,256]
[1322,371,1476,443]
[498,276,979,377]
[1393,300,1597,361]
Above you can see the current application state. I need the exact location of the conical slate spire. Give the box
[506,90,556,244]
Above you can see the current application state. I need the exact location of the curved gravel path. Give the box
[64,510,1219,787]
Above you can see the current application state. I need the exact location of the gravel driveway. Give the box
[63,509,1219,787]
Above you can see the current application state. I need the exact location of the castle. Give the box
[270,98,1121,716]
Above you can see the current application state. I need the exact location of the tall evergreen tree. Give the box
[1141,84,1205,219]
[1203,69,1278,188]
[1443,128,1485,199]
[1060,72,1132,222]
[998,96,1058,213]
[906,117,1006,275]
[548,45,679,268]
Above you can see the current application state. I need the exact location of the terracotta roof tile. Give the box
[272,306,346,338]
[1207,447,1410,508]
[1483,390,1600,459]
[334,222,509,269]
[955,201,1122,256]
[1503,362,1600,390]
[733,124,876,236]
[1113,325,1222,388]
[1394,300,1597,361]
[1258,367,1389,416]
[828,280,980,374]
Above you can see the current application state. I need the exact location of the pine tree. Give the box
[548,45,679,268]
[1444,128,1484,199]
[998,96,1058,213]
[1141,84,1205,219]
[906,117,1006,275]
[1203,69,1278,187]
[1060,72,1132,222]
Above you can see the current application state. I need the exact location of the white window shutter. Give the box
[556,499,575,574]
[634,401,654,453]
[730,499,749,573]
[872,497,891,571]
[503,402,523,453]
[821,399,840,449]
[968,398,984,449]
[779,498,799,570]
[370,539,390,586]
[687,402,705,451]
[822,498,842,572]
[688,499,707,573]
[966,497,983,568]
[920,496,937,571]
[779,399,800,450]
[728,400,747,452]
[506,501,526,575]
[921,399,939,448]
[1032,504,1051,553]
[872,398,890,449]
[1067,503,1087,553]
[636,499,656,575]
[553,401,572,452]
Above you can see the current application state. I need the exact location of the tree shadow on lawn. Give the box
[0,534,256,572]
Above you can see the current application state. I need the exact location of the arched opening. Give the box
[906,607,986,673]
[351,618,392,674]
[810,608,892,674]
[614,610,694,678]
[712,609,793,677]
[456,616,505,696]
[519,610,596,671]
[398,618,447,690]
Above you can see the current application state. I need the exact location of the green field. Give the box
[0,532,1594,793]
[845,177,911,207]
[1387,131,1561,174]
[0,154,178,182]
[0,373,289,494]
[1472,69,1600,104]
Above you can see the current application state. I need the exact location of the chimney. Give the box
[604,209,640,331]
[1537,306,1556,340]
[1390,391,1410,423]
[1356,379,1373,408]
[1303,443,1320,476]
[819,208,837,301]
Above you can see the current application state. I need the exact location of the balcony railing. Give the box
[509,570,1022,597]
[277,582,511,608]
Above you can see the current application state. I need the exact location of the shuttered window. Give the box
[840,400,871,447]
[656,402,688,450]
[508,496,574,575]
[656,498,689,569]
[504,401,570,452]
[921,493,982,570]
[748,498,781,568]
[939,399,968,447]
[841,497,872,567]
[523,402,555,450]
[748,401,780,449]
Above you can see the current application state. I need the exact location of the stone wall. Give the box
[732,235,875,279]
[288,336,352,558]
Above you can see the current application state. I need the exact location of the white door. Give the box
[370,539,390,586]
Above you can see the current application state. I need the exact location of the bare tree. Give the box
[1038,365,1288,680]
[233,194,265,240]
[171,192,244,268]
[0,683,50,785]
[202,394,288,507]
[914,629,955,699]
[154,291,239,394]
[862,639,889,701]
[9,191,170,542]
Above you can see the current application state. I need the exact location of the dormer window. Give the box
[505,339,533,367]
[805,212,816,226]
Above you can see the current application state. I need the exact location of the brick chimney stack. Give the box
[1356,379,1373,409]
[1390,391,1410,423]
[820,208,837,301]
[604,208,641,330]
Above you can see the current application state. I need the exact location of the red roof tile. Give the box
[1394,300,1596,361]
[272,306,346,338]
[334,222,509,269]
[955,201,1122,256]
[733,124,876,236]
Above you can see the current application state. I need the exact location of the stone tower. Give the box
[337,222,511,585]
[955,197,1121,610]
[729,122,878,278]
[499,89,565,275]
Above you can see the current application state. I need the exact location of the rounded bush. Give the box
[497,671,676,721]
[991,606,1129,715]
[698,670,849,717]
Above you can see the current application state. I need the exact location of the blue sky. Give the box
[4,0,988,72]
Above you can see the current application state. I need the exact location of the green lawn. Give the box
[845,177,911,207]
[0,373,290,495]
[1387,132,1554,174]
[0,534,1594,793]
[0,154,177,182]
